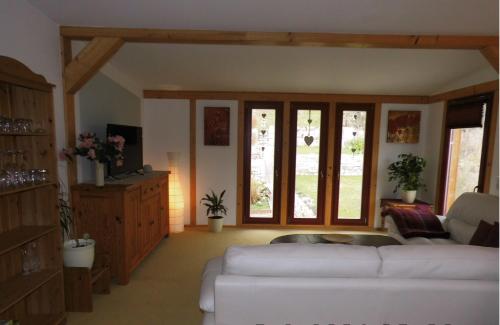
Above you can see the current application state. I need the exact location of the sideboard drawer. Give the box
[141,181,161,199]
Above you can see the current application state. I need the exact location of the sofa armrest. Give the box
[199,256,223,313]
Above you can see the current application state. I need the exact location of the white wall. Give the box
[142,99,191,224]
[196,100,238,225]
[77,72,142,182]
[374,103,443,227]
[0,0,67,188]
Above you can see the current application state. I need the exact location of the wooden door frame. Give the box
[436,92,495,214]
[242,101,284,224]
[331,103,375,226]
[286,102,329,225]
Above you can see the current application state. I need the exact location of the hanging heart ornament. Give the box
[304,135,314,146]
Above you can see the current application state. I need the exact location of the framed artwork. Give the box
[387,110,421,144]
[204,107,230,146]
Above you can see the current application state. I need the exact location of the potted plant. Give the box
[63,132,125,187]
[388,153,426,203]
[58,184,95,269]
[201,190,227,232]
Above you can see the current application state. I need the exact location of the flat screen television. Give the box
[106,124,143,176]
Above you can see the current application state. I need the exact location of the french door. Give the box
[331,103,374,225]
[242,101,283,224]
[287,102,329,225]
[437,93,494,214]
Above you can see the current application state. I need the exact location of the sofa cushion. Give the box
[379,245,499,280]
[447,218,477,244]
[223,244,381,278]
[199,256,223,313]
[484,222,499,247]
[446,192,499,227]
[470,220,497,246]
[382,206,449,239]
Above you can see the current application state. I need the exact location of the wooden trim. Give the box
[368,103,382,228]
[144,89,429,104]
[64,37,124,94]
[481,46,499,72]
[286,102,329,225]
[60,26,498,49]
[242,101,283,225]
[189,99,197,226]
[331,103,375,226]
[323,102,336,226]
[280,102,291,226]
[484,90,499,192]
[236,100,245,226]
[429,80,499,103]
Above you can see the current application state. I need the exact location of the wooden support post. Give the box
[64,37,124,94]
[189,99,197,226]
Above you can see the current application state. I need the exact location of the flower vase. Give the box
[95,162,105,187]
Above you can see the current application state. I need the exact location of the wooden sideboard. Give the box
[71,171,169,284]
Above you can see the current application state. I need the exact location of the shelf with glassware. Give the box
[0,56,65,323]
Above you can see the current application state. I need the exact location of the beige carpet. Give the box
[67,227,379,325]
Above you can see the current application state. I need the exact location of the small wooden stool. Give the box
[64,256,111,312]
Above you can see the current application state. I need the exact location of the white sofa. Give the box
[386,192,499,245]
[200,243,499,325]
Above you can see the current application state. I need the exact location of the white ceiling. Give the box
[29,0,498,35]
[38,0,498,95]
[83,42,495,95]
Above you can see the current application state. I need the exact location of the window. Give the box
[332,103,375,225]
[438,93,494,214]
[243,101,283,224]
[287,102,329,225]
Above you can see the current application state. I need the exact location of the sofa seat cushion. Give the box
[199,256,223,313]
[223,244,381,278]
[379,245,499,280]
[428,238,458,245]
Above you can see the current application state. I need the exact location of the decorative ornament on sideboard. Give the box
[62,132,125,187]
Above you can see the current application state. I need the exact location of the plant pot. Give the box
[208,217,224,233]
[95,162,105,187]
[63,239,95,269]
[401,190,417,203]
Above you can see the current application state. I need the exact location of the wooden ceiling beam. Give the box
[60,26,498,50]
[429,80,499,103]
[143,89,429,104]
[64,37,124,94]
[481,46,499,72]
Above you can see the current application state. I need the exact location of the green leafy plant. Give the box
[200,190,228,219]
[388,153,427,192]
[58,183,72,241]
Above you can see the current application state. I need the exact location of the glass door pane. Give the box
[332,105,374,225]
[444,126,484,212]
[287,103,328,225]
[243,102,283,224]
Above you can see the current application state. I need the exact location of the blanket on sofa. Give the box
[382,206,450,239]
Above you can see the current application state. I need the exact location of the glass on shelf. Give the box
[0,116,39,134]
[0,149,50,191]
[21,242,41,275]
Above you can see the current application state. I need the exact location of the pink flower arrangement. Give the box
[62,132,125,166]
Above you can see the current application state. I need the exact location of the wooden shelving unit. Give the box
[0,182,56,197]
[0,56,65,324]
